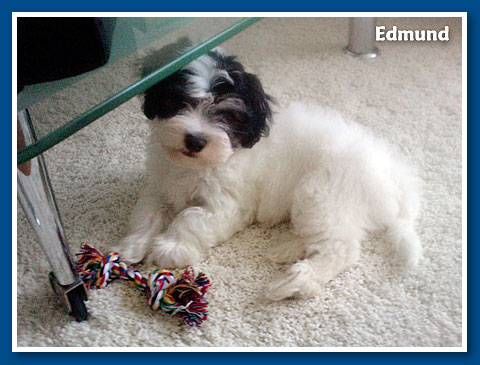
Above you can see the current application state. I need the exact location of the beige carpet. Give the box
[16,17,463,347]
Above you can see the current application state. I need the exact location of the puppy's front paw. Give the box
[148,234,202,269]
[114,232,151,264]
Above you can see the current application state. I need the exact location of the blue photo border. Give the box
[6,0,476,363]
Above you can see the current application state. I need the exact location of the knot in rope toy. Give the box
[75,244,211,327]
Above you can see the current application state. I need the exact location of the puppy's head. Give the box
[142,46,272,169]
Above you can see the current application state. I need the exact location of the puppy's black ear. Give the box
[237,72,273,148]
[142,72,189,120]
[140,37,193,120]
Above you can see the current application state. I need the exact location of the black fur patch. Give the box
[142,71,193,120]
[207,51,272,148]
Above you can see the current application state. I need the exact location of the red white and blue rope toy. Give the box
[75,244,211,327]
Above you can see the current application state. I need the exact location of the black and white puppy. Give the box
[117,42,422,300]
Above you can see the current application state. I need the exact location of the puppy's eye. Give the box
[211,78,234,96]
[214,76,229,85]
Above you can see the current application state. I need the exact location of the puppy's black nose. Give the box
[184,133,207,152]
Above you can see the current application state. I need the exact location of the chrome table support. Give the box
[345,17,380,58]
[17,109,88,321]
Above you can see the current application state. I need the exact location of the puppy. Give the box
[117,46,422,301]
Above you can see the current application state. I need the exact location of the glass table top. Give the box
[17,17,260,165]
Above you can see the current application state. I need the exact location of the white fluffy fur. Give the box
[117,102,422,301]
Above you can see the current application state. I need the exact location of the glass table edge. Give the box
[17,17,261,166]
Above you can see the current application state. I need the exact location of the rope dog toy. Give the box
[75,244,211,327]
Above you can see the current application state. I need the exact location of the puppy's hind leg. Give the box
[266,235,361,301]
[269,231,308,264]
[266,174,364,301]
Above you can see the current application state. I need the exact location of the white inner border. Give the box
[12,12,467,353]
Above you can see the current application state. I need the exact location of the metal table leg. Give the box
[345,17,380,58]
[17,109,88,321]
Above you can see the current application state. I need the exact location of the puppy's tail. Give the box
[387,221,422,269]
